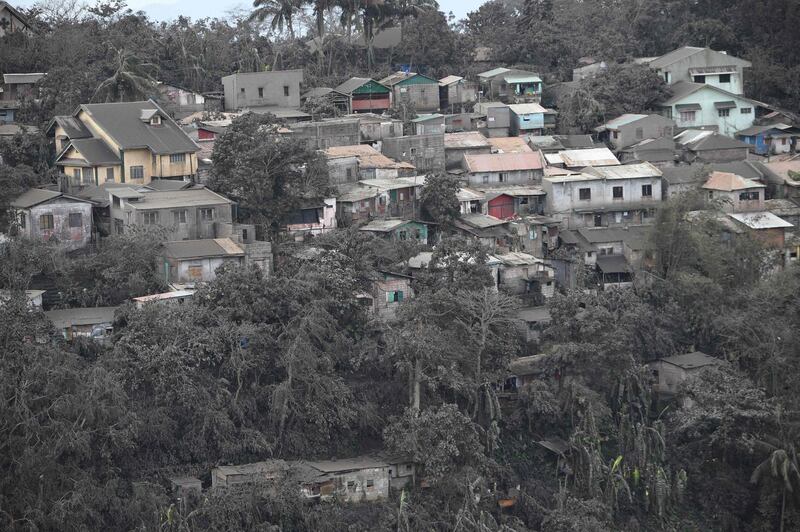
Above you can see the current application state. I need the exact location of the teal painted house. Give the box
[379,72,440,112]
[658,81,759,137]
[335,77,392,114]
[358,219,429,245]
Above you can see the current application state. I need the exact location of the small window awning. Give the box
[676,103,702,111]
[714,101,737,109]
[504,75,542,84]
[689,66,736,75]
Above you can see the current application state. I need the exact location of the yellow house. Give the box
[48,100,200,187]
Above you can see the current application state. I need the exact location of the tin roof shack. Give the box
[514,307,552,346]
[594,255,634,290]
[336,186,380,225]
[463,152,544,187]
[301,87,351,115]
[211,460,289,489]
[222,69,303,111]
[495,252,555,302]
[107,186,234,240]
[325,144,415,180]
[439,76,478,113]
[759,158,800,201]
[454,213,513,253]
[351,177,424,220]
[508,103,556,136]
[457,187,486,214]
[411,114,445,135]
[365,271,414,319]
[576,225,653,271]
[301,457,391,502]
[445,132,492,170]
[160,238,246,283]
[0,72,44,123]
[735,123,799,156]
[646,46,751,95]
[285,198,337,240]
[379,72,440,113]
[477,68,542,103]
[382,133,445,175]
[359,218,428,245]
[335,78,392,114]
[542,162,662,229]
[476,102,511,138]
[11,189,94,250]
[45,306,118,342]
[648,351,727,397]
[595,113,676,150]
[618,136,679,166]
[702,171,765,212]
[674,129,752,163]
[285,118,360,149]
[509,214,561,258]
[478,186,546,219]
[727,211,794,252]
[657,81,759,138]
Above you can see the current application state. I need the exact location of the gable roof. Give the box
[439,75,464,87]
[649,46,751,70]
[302,87,346,99]
[49,115,92,139]
[64,138,121,165]
[2,73,45,85]
[334,77,389,95]
[558,147,620,167]
[478,67,511,79]
[379,72,438,86]
[728,211,793,229]
[702,171,765,191]
[464,152,543,173]
[0,2,32,30]
[78,100,200,154]
[162,238,244,259]
[661,163,709,185]
[660,81,759,107]
[676,130,751,151]
[735,123,796,137]
[595,113,649,132]
[11,188,92,209]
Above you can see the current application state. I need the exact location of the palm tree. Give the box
[93,46,158,103]
[751,439,800,532]
[250,0,301,39]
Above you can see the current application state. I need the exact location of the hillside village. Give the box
[2,1,800,530]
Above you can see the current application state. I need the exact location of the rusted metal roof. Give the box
[464,152,543,173]
[702,171,765,191]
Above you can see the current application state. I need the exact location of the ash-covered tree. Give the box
[420,173,461,226]
[0,164,47,231]
[209,112,331,237]
[584,63,669,120]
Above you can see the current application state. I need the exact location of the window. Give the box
[718,108,730,118]
[642,184,653,197]
[613,186,623,199]
[366,479,375,490]
[740,107,752,114]
[719,73,731,83]
[482,175,489,184]
[143,211,159,225]
[600,247,613,255]
[663,107,673,119]
[18,213,25,228]
[242,229,248,241]
[173,210,187,223]
[579,188,591,200]
[283,85,290,97]
[106,167,114,182]
[82,167,93,184]
[498,172,506,183]
[72,168,81,179]
[739,191,760,201]
[68,212,82,228]
[170,153,186,164]
[39,214,54,230]
[346,168,353,179]
[635,127,643,140]
[114,219,124,234]
[130,166,144,179]
[612,131,619,139]
[387,290,404,303]
[594,214,603,227]
[258,87,264,98]
[199,208,215,221]
[240,87,245,93]
[693,75,706,83]
[679,110,696,122]
[150,115,161,126]
[663,71,671,84]
[346,481,356,492]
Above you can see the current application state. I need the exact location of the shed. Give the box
[648,351,727,395]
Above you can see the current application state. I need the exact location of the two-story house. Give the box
[107,185,234,239]
[0,72,44,124]
[10,188,94,250]
[221,69,304,111]
[595,113,676,149]
[702,171,766,212]
[646,46,751,95]
[508,104,556,136]
[542,162,663,228]
[49,100,200,186]
[477,68,543,103]
[658,81,760,137]
[463,152,544,186]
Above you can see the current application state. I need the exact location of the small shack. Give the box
[648,351,727,396]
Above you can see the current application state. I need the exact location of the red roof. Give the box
[464,152,543,173]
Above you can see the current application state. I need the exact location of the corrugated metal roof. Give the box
[577,225,651,249]
[648,46,705,69]
[67,138,121,165]
[494,251,545,266]
[583,161,662,179]
[379,72,437,86]
[439,75,463,87]
[488,136,534,154]
[504,75,542,84]
[411,113,444,123]
[456,187,485,201]
[125,187,233,210]
[507,103,549,115]
[359,219,410,232]
[477,67,511,79]
[595,255,630,273]
[464,152,543,173]
[325,144,414,169]
[728,211,793,229]
[163,238,244,259]
[2,72,45,84]
[10,188,62,208]
[657,351,726,369]
[459,213,507,228]
[597,113,648,131]
[702,171,764,191]
[445,131,491,149]
[45,306,118,328]
[558,148,620,167]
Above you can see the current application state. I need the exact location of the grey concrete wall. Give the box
[23,200,92,250]
[222,70,304,110]
[289,119,360,149]
[382,134,445,175]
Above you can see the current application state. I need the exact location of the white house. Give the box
[658,81,760,137]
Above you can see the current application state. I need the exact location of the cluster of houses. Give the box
[2,29,800,505]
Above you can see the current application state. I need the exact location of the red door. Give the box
[488,195,515,219]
